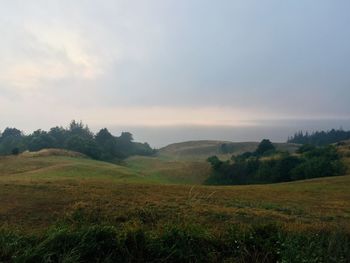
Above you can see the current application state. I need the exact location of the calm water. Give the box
[103,119,350,148]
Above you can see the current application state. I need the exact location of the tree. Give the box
[95,128,117,160]
[0,121,155,161]
[288,129,350,146]
[297,144,315,154]
[1,128,22,139]
[28,130,56,152]
[255,139,275,156]
[115,132,134,157]
[48,126,67,148]
[0,128,24,155]
[66,135,101,159]
[207,156,223,170]
[233,151,254,162]
[119,132,133,142]
[68,120,93,140]
[11,148,20,155]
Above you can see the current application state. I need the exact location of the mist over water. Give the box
[103,119,350,148]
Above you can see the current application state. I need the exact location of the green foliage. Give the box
[0,121,155,161]
[296,144,316,154]
[207,156,224,170]
[232,151,254,162]
[66,135,101,160]
[255,139,275,156]
[95,128,117,160]
[11,147,20,155]
[28,130,56,152]
[0,127,25,155]
[1,127,22,138]
[207,144,346,185]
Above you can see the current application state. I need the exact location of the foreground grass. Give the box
[1,222,349,263]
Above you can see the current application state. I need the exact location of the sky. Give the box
[0,1,349,146]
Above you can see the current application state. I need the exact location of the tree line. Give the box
[206,139,346,185]
[0,120,155,161]
[288,129,350,146]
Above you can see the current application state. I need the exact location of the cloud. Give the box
[0,24,103,93]
[0,0,349,135]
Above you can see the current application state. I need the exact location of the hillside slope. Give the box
[125,156,210,184]
[0,154,145,183]
[0,151,210,185]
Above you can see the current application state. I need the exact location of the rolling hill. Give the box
[0,148,211,185]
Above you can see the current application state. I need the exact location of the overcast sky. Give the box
[0,1,349,145]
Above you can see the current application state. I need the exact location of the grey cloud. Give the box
[0,0,349,132]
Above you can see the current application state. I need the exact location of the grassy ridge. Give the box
[159,140,299,160]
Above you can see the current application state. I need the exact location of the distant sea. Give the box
[97,119,350,148]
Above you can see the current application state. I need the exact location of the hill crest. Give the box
[159,140,300,160]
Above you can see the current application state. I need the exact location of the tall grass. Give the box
[1,223,349,263]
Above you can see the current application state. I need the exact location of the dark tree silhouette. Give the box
[288,129,350,146]
[255,139,275,156]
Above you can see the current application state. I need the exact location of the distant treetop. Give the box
[288,129,350,146]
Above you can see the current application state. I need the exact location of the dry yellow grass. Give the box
[20,148,87,158]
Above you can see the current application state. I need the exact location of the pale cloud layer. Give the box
[0,0,349,137]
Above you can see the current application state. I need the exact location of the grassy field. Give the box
[0,143,349,261]
[0,144,349,233]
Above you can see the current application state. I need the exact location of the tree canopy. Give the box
[0,121,156,161]
[255,139,275,155]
